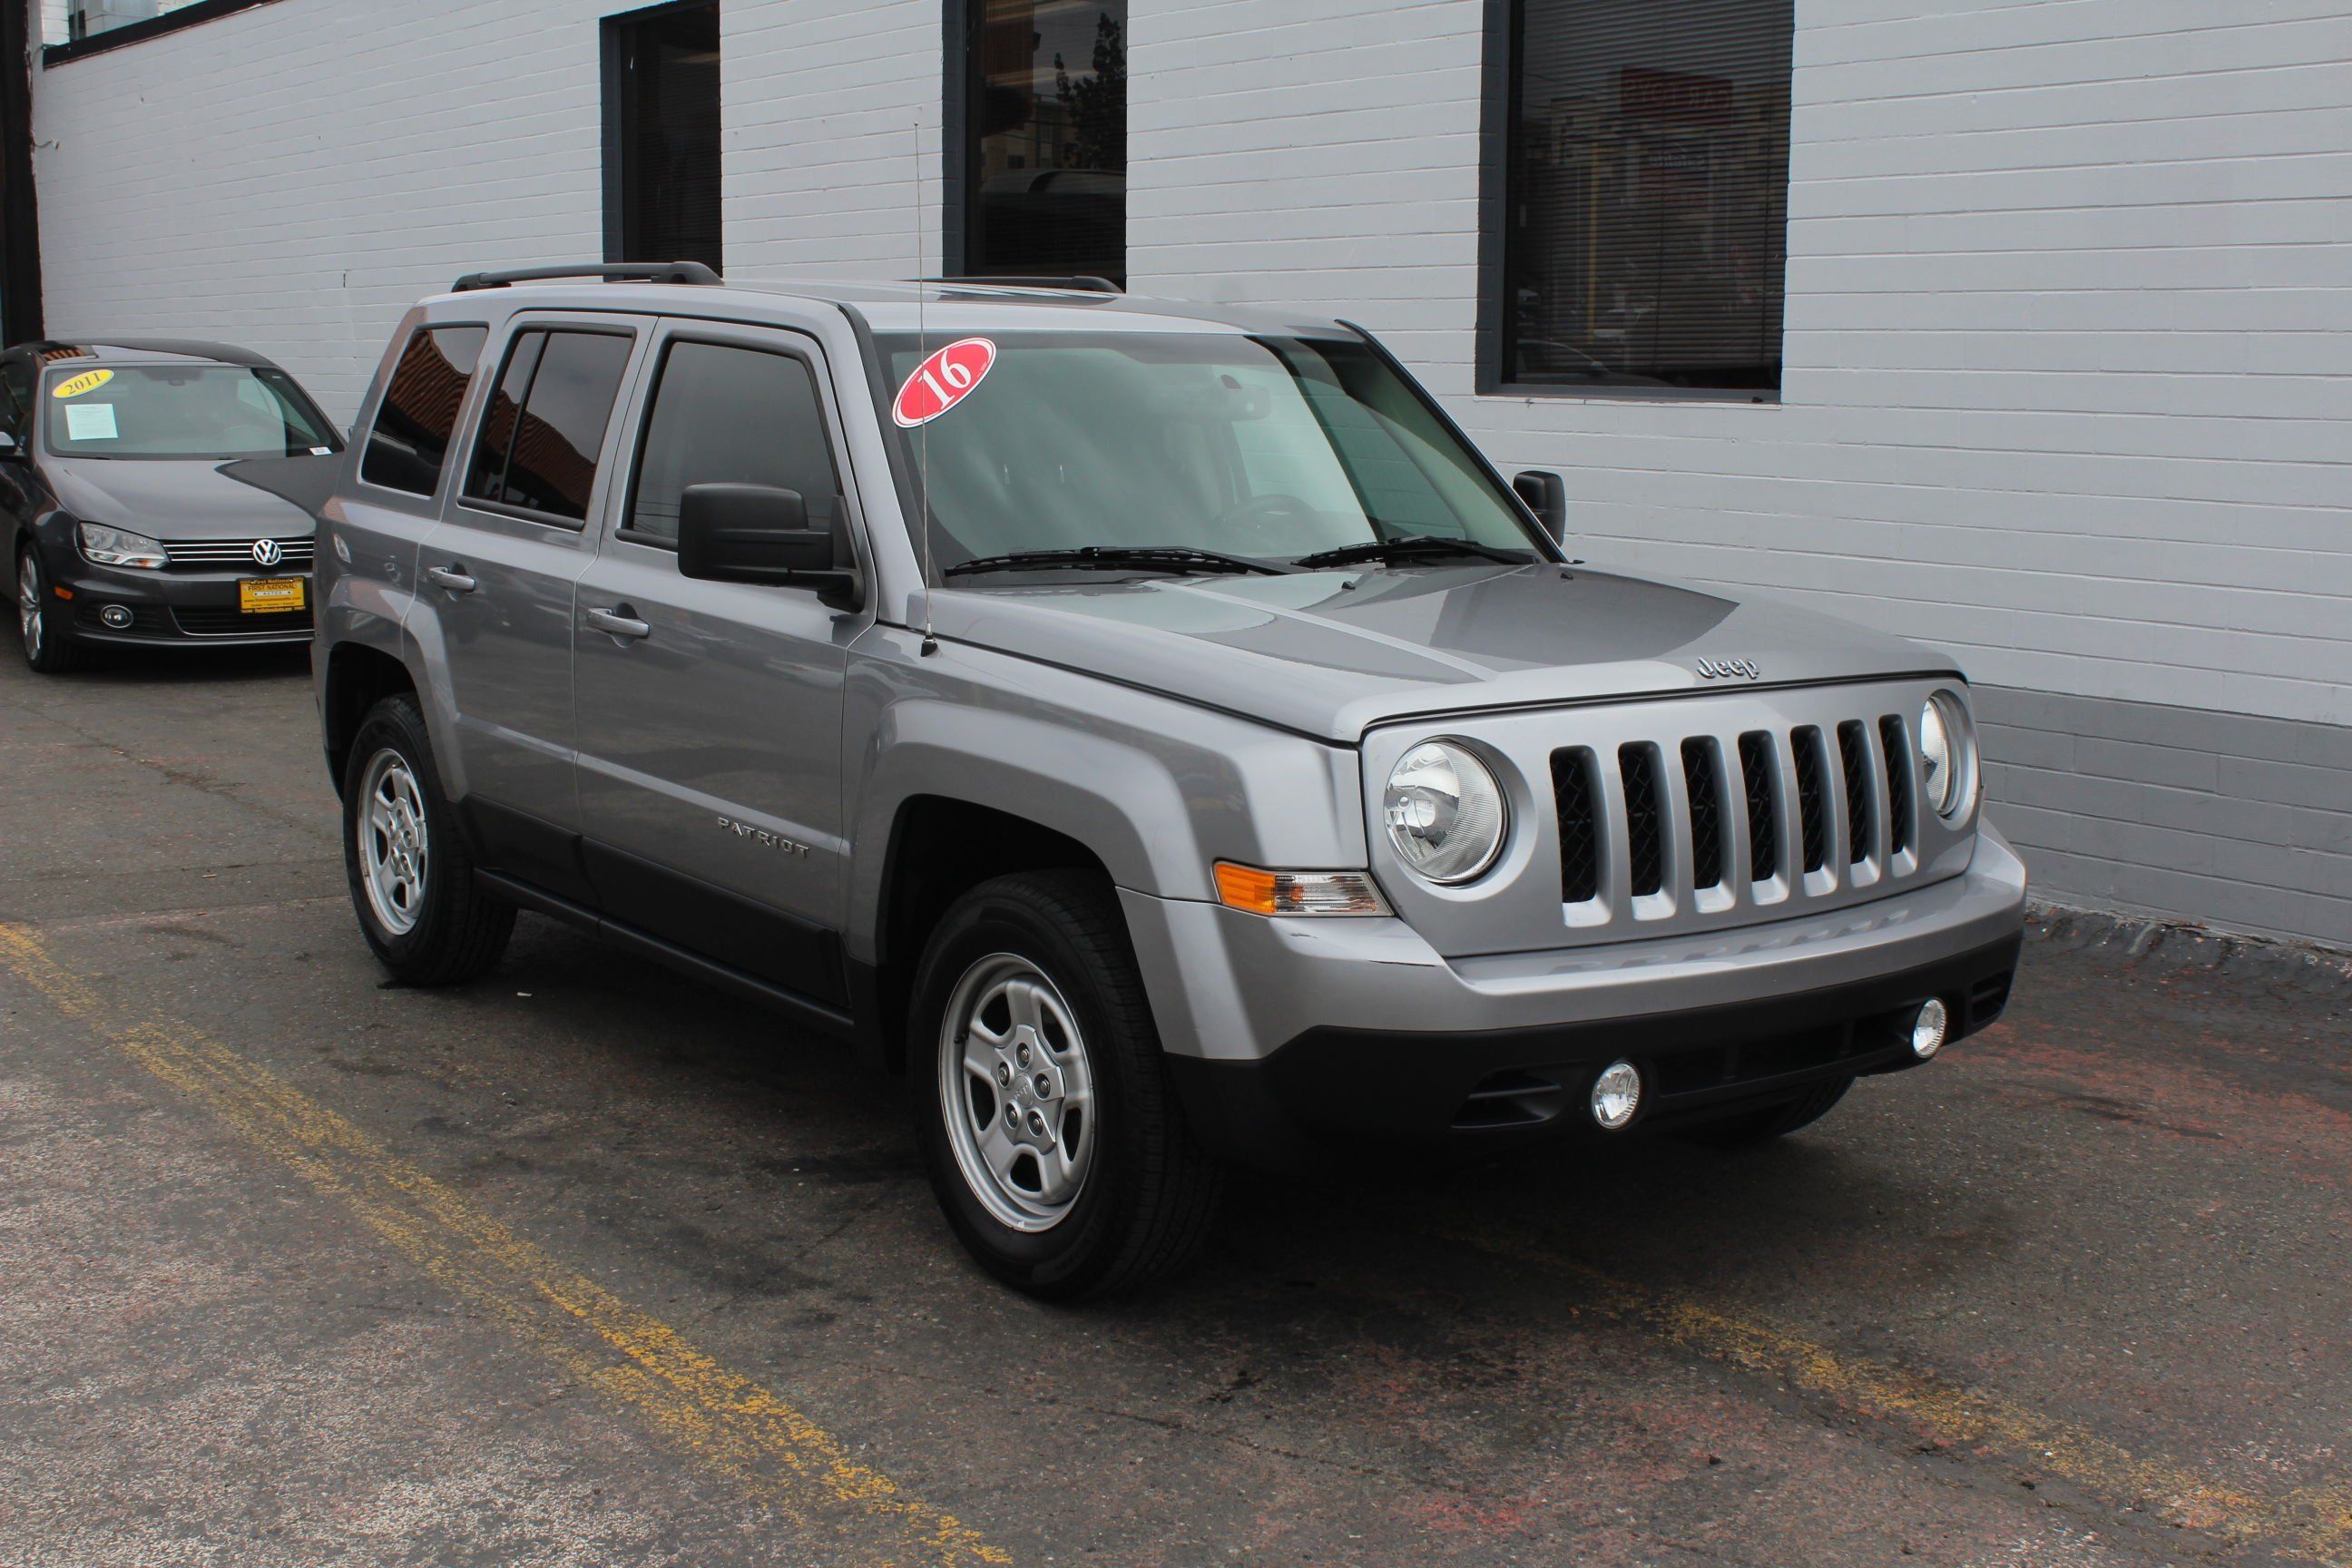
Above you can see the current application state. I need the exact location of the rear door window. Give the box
[624,338,841,547]
[361,325,487,496]
[464,328,635,524]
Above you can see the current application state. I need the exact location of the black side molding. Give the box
[476,869,858,1044]
[451,261,721,292]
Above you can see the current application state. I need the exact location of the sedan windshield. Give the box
[43,364,338,460]
[875,331,1543,573]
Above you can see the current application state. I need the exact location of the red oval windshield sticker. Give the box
[893,338,997,427]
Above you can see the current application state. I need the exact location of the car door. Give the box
[572,320,871,1006]
[415,313,646,900]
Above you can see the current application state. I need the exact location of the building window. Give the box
[603,1,722,272]
[1500,0,1792,394]
[957,0,1126,285]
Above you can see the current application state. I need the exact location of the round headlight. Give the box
[1385,740,1507,885]
[1917,692,1976,819]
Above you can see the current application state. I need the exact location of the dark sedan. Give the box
[3,338,341,672]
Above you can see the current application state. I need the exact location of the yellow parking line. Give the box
[1446,1223,2352,1566]
[0,922,1011,1568]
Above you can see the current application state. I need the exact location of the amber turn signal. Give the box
[1212,862,1389,917]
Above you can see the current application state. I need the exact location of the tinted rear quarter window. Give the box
[361,326,487,496]
[627,340,839,546]
[465,328,634,523]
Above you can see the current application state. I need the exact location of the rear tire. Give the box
[909,870,1223,1300]
[17,547,90,673]
[1681,1075,1854,1149]
[341,692,514,985]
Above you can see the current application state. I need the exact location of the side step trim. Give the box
[475,869,858,1042]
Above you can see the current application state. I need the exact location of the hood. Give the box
[929,562,1958,742]
[44,454,317,538]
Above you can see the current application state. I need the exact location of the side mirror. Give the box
[0,430,23,461]
[677,482,862,608]
[1513,469,1568,543]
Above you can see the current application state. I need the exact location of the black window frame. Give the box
[615,331,848,554]
[601,0,723,274]
[458,323,640,531]
[42,0,287,66]
[1476,0,1792,404]
[943,0,1129,286]
[357,321,490,502]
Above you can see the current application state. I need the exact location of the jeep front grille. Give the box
[1552,703,1924,917]
[1367,679,1968,956]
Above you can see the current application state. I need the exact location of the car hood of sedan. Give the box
[928,561,1959,742]
[44,454,318,538]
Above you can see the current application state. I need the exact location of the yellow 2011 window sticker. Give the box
[52,368,114,399]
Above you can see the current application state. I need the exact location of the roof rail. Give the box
[450,261,722,293]
[928,275,1122,294]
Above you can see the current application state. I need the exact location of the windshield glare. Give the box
[43,365,336,460]
[877,331,1539,571]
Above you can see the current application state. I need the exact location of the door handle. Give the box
[584,605,652,642]
[426,565,477,594]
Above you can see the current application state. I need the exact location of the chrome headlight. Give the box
[1917,691,1977,819]
[1385,740,1507,884]
[78,523,168,569]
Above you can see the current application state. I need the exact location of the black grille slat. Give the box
[1738,731,1777,884]
[1878,716,1913,856]
[1619,744,1665,898]
[1681,738,1724,891]
[1837,720,1871,866]
[1792,727,1828,875]
[1551,749,1601,903]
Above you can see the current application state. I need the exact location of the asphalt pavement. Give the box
[3,644,2348,1568]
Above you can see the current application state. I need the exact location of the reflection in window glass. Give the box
[465,330,633,522]
[363,326,487,496]
[628,341,839,546]
[964,0,1126,283]
[1505,0,1792,392]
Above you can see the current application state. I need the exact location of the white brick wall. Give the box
[26,0,2352,943]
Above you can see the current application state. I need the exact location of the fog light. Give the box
[1591,1060,1642,1130]
[99,603,133,629]
[1910,998,1949,1060]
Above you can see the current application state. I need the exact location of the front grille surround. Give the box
[161,536,316,571]
[1363,679,1975,959]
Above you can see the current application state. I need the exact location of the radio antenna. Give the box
[915,116,938,657]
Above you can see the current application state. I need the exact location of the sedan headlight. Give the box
[1917,691,1978,819]
[78,523,168,569]
[1385,740,1507,884]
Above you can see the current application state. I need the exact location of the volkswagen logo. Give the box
[251,538,283,568]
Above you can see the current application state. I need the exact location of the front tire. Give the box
[17,547,90,673]
[341,693,514,985]
[910,871,1222,1300]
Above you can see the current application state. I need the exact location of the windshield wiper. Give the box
[1291,534,1533,570]
[944,545,1290,579]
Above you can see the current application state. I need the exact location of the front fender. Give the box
[842,626,1367,965]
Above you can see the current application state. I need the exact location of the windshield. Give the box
[874,331,1542,572]
[43,364,338,460]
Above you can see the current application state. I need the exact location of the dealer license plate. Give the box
[240,576,307,613]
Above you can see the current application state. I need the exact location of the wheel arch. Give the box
[856,794,1124,1074]
[321,641,421,798]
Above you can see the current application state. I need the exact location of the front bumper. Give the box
[53,559,315,647]
[1122,826,2028,1161]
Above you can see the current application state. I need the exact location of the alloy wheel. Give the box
[937,953,1098,1232]
[18,554,41,662]
[357,747,430,936]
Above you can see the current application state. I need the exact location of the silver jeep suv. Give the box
[313,263,2026,1298]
